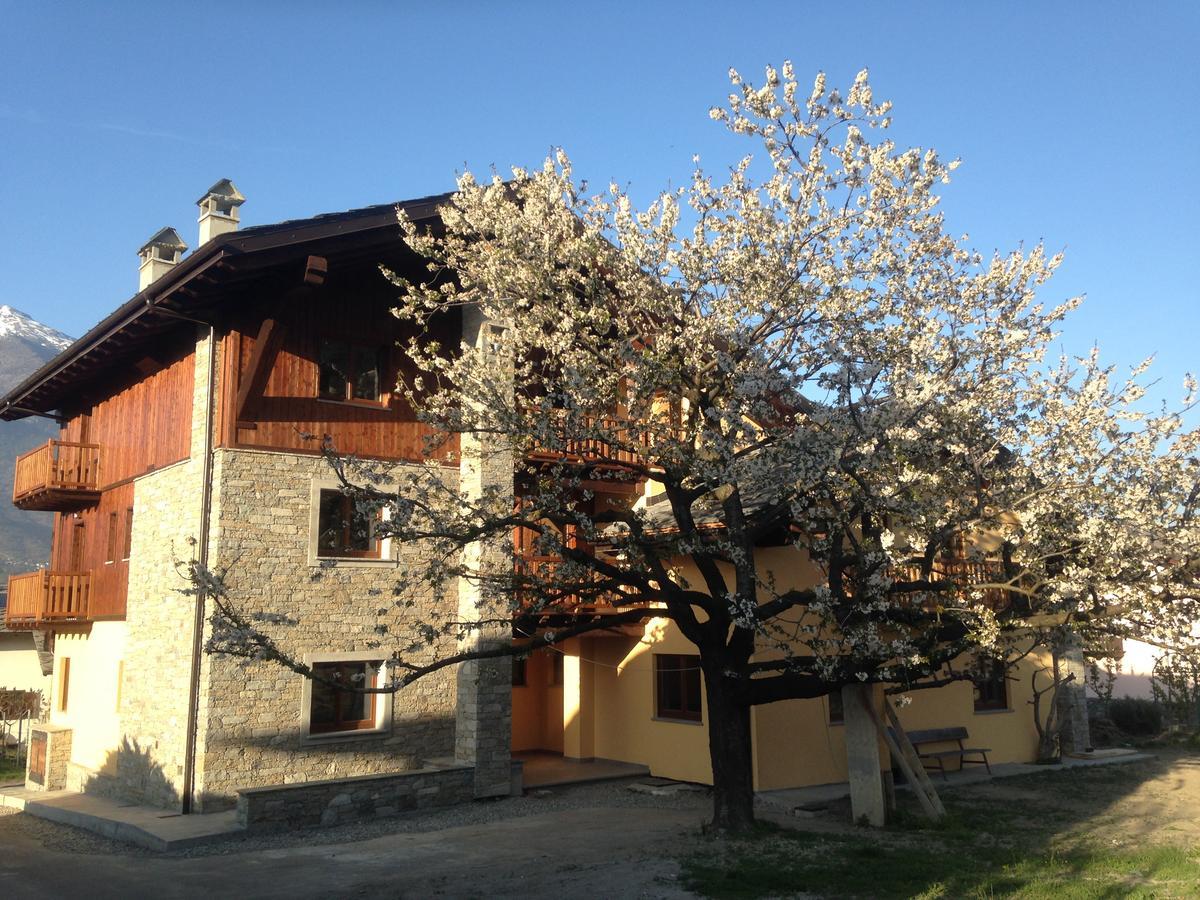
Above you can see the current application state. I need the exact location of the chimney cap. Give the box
[197,179,245,207]
[138,226,188,256]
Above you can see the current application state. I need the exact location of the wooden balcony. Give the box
[515,551,629,615]
[525,414,652,468]
[4,571,92,627]
[12,440,102,511]
[890,559,1010,610]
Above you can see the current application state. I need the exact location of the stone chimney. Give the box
[197,179,245,244]
[137,227,188,290]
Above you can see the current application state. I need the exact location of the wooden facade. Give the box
[59,335,194,487]
[216,277,460,464]
[5,334,193,628]
[44,481,135,620]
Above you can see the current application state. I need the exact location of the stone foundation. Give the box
[236,763,475,830]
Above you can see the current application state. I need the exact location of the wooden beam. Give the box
[232,260,325,428]
[233,312,285,429]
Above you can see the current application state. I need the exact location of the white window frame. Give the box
[307,478,397,567]
[299,650,393,742]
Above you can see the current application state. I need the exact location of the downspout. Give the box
[180,320,218,814]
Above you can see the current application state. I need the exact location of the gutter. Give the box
[178,316,219,815]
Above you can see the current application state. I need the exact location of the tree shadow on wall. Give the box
[83,737,180,810]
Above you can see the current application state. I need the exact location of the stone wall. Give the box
[114,327,211,809]
[236,762,474,830]
[195,447,462,810]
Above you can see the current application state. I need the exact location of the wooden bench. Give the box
[900,726,992,780]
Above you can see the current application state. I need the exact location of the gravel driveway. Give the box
[0,779,710,898]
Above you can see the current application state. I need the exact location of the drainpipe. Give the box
[179,320,218,814]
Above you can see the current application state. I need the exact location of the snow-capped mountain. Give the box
[0,306,73,395]
[0,307,75,581]
[0,305,73,353]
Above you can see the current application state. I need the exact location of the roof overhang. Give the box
[0,192,451,421]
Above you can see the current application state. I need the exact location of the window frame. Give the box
[105,511,120,564]
[827,689,845,725]
[315,489,381,560]
[316,338,387,406]
[308,480,395,568]
[654,653,703,723]
[57,657,71,713]
[122,506,134,561]
[973,657,1010,712]
[299,651,392,741]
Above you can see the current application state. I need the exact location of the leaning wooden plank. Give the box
[884,699,947,816]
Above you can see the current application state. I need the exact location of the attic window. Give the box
[318,339,383,403]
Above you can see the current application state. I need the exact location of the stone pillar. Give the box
[562,638,595,761]
[1057,634,1092,755]
[454,304,514,798]
[26,724,72,792]
[842,683,887,827]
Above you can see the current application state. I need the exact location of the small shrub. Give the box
[1108,698,1163,736]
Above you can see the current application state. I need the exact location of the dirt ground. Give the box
[2,752,1197,899]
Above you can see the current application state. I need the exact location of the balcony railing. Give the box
[12,440,102,511]
[4,571,91,627]
[525,413,652,468]
[889,559,1010,610]
[514,550,635,615]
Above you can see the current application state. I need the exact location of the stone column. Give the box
[842,683,887,827]
[454,305,514,798]
[1057,633,1093,755]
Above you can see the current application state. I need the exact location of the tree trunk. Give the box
[703,669,757,833]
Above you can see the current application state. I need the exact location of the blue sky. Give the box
[1,1,1196,408]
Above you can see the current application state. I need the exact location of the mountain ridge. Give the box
[0,307,74,582]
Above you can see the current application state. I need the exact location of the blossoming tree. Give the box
[206,64,1200,832]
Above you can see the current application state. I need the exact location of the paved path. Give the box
[0,806,702,899]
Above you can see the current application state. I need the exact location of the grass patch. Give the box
[680,757,1200,899]
[0,757,25,783]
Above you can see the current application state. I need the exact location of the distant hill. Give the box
[0,305,74,581]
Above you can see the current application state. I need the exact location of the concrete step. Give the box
[0,785,241,851]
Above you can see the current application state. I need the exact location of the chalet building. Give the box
[1,182,1055,825]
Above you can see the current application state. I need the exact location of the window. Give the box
[122,507,134,560]
[316,489,380,558]
[318,339,383,403]
[973,657,1009,712]
[58,657,71,712]
[308,660,381,735]
[106,512,120,563]
[827,689,844,724]
[655,654,702,722]
[512,656,527,687]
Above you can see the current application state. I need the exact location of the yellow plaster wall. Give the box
[580,541,1049,790]
[590,620,713,784]
[894,651,1051,767]
[0,632,50,699]
[511,648,564,753]
[48,622,126,776]
[751,695,849,790]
